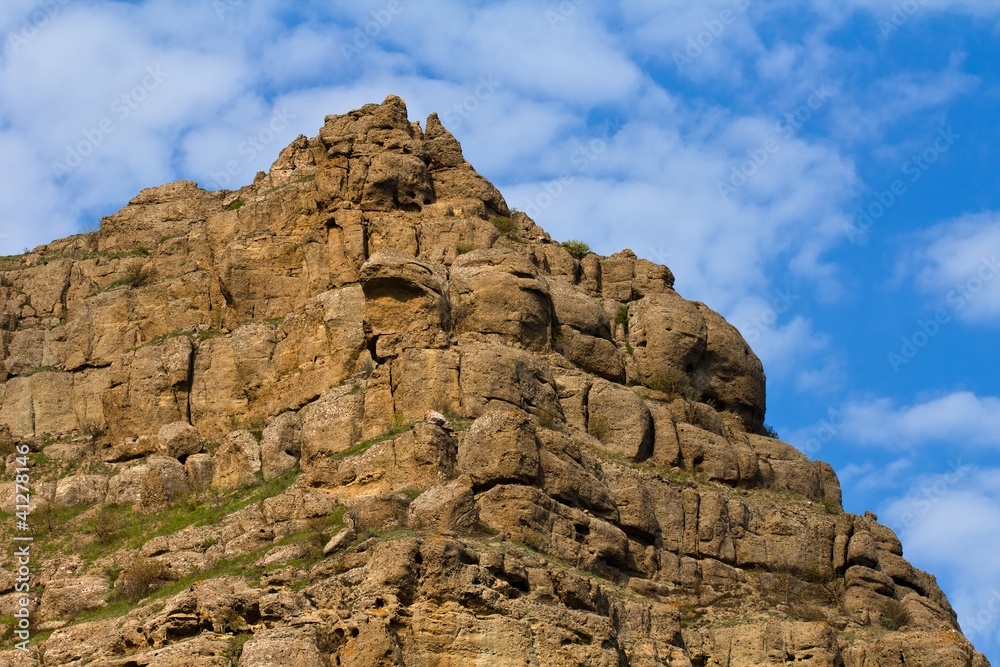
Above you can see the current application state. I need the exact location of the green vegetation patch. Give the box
[76,469,301,562]
[561,239,591,259]
[329,419,415,461]
[491,215,524,243]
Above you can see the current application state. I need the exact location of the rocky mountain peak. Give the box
[0,96,990,666]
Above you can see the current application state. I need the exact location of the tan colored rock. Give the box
[458,342,562,419]
[536,428,616,517]
[458,408,540,488]
[843,631,989,667]
[407,478,478,533]
[98,180,218,254]
[238,626,326,667]
[451,249,553,350]
[555,325,625,382]
[586,379,654,460]
[259,411,301,479]
[157,421,203,459]
[360,251,449,358]
[185,452,214,491]
[211,431,262,490]
[54,474,108,507]
[424,112,509,216]
[306,422,454,495]
[389,347,460,420]
[102,336,193,449]
[38,576,109,620]
[600,250,638,302]
[549,281,612,339]
[695,303,766,431]
[553,368,591,432]
[0,96,988,667]
[628,290,706,389]
[477,484,629,571]
[141,455,191,509]
[299,385,364,462]
[847,531,880,569]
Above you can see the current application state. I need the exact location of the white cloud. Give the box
[839,457,914,495]
[910,212,1000,324]
[881,468,1000,652]
[836,0,1000,18]
[499,89,858,314]
[837,392,1000,449]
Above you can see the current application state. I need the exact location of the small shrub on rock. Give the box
[880,599,911,631]
[114,557,172,603]
[562,239,591,259]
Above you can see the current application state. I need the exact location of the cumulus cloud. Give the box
[909,212,1000,324]
[881,469,1000,648]
[836,392,1000,449]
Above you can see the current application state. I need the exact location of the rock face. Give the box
[0,96,989,667]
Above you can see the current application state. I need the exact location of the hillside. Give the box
[0,95,990,666]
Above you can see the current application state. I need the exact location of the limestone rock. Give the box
[38,576,109,620]
[586,379,654,460]
[157,421,203,459]
[458,408,540,488]
[185,452,214,491]
[406,478,479,533]
[54,474,108,507]
[238,626,325,667]
[212,430,262,490]
[259,411,301,479]
[451,249,553,350]
[360,251,449,358]
[0,96,987,667]
[459,342,562,419]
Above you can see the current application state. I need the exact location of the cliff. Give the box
[0,95,990,666]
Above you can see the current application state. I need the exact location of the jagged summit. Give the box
[0,97,990,666]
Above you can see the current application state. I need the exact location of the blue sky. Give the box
[1,0,999,658]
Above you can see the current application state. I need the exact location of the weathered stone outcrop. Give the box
[0,96,987,667]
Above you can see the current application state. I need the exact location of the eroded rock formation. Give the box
[0,95,989,666]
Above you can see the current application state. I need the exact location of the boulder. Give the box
[450,250,553,350]
[407,478,479,533]
[260,411,301,480]
[458,408,540,488]
[157,421,203,459]
[586,379,654,460]
[212,431,262,490]
[360,251,450,358]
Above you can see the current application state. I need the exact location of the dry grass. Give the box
[879,599,911,630]
[121,259,155,288]
[588,414,611,441]
[114,557,172,603]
